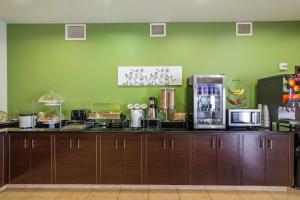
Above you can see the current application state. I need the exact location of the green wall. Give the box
[7,22,300,117]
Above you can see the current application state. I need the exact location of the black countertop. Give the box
[0,127,293,135]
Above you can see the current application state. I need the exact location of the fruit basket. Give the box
[282,74,300,106]
[227,79,249,108]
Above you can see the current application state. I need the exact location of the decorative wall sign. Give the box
[118,66,182,86]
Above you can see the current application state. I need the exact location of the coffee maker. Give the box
[148,97,158,119]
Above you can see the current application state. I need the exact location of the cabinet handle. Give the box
[77,139,80,149]
[123,139,126,150]
[267,138,273,149]
[162,139,166,149]
[259,139,262,148]
[24,139,29,149]
[171,139,174,149]
[31,139,36,149]
[259,139,265,149]
[210,138,215,149]
[218,139,222,149]
[69,139,74,149]
[115,139,118,150]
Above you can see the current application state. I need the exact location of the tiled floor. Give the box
[0,188,299,200]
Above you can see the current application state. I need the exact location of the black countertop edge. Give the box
[0,128,294,134]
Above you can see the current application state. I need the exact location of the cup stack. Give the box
[263,105,270,129]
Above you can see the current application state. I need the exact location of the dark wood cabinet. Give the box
[121,134,142,184]
[9,134,52,184]
[192,135,217,185]
[242,133,291,186]
[146,134,191,185]
[242,134,266,185]
[77,134,97,184]
[0,135,8,186]
[216,134,240,185]
[169,134,191,185]
[55,134,77,184]
[30,134,52,184]
[101,134,142,184]
[55,133,97,184]
[146,134,169,184]
[266,134,290,186]
[5,131,293,187]
[9,135,30,184]
[192,134,239,185]
[100,134,122,184]
[0,135,3,186]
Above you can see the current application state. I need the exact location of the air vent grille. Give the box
[65,24,86,40]
[150,23,166,37]
[236,22,252,36]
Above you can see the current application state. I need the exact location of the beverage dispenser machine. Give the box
[187,75,226,129]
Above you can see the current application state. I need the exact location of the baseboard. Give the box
[5,184,288,191]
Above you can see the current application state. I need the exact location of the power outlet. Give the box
[279,63,288,71]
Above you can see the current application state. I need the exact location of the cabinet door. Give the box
[9,134,30,184]
[266,135,289,186]
[217,134,240,185]
[55,134,78,184]
[0,135,8,186]
[77,134,97,184]
[192,135,217,185]
[121,134,142,184]
[146,134,169,184]
[101,135,122,184]
[30,134,52,184]
[242,134,266,185]
[169,134,191,185]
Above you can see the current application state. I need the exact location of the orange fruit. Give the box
[292,94,300,99]
[282,94,290,104]
[289,79,297,87]
[294,85,300,92]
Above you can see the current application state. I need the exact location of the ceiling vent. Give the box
[150,23,166,37]
[236,22,252,36]
[65,24,86,40]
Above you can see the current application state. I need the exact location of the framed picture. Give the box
[118,66,182,86]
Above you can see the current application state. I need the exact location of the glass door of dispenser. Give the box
[194,76,225,129]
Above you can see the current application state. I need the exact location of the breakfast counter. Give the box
[0,126,294,188]
[0,127,295,134]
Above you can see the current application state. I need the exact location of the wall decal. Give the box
[118,66,182,86]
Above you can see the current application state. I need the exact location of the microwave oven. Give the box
[228,109,261,127]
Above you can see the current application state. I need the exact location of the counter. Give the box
[0,127,294,134]
[0,126,294,187]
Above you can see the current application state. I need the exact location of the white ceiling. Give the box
[0,0,300,23]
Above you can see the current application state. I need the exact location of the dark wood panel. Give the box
[217,134,240,185]
[55,134,78,184]
[146,134,169,184]
[242,134,266,185]
[77,134,97,184]
[266,134,289,186]
[0,135,4,186]
[169,134,191,185]
[100,134,122,184]
[9,134,30,184]
[192,134,217,185]
[121,134,142,184]
[30,134,52,184]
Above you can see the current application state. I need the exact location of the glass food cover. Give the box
[88,103,121,120]
[189,75,226,129]
[38,91,64,105]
